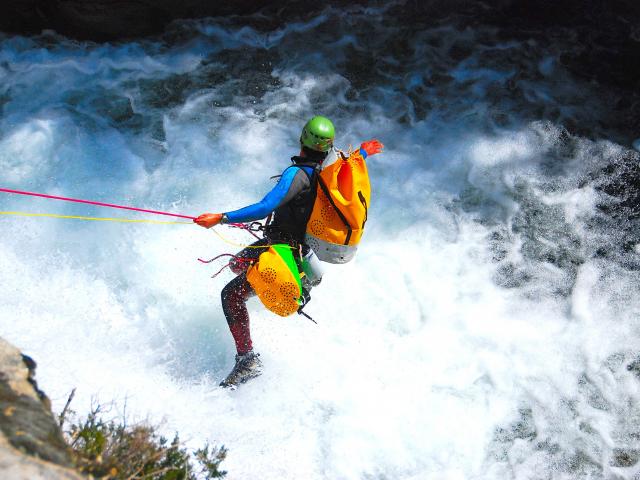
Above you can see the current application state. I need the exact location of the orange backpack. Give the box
[305,148,371,263]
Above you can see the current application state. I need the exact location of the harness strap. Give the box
[297,286,317,324]
[227,221,263,240]
[298,309,317,324]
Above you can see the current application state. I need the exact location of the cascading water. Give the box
[1,4,639,479]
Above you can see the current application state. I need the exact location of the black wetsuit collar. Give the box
[291,156,321,167]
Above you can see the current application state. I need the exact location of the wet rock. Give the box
[626,357,640,378]
[599,150,640,210]
[591,149,640,267]
[0,337,83,479]
[611,448,640,467]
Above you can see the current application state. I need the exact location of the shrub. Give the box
[61,401,227,479]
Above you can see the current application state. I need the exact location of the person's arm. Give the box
[359,139,384,158]
[224,167,310,223]
[195,167,310,228]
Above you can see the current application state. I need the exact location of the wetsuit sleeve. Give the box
[224,167,310,223]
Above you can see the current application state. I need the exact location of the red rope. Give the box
[197,253,238,264]
[0,188,195,220]
[198,253,254,279]
[227,221,262,240]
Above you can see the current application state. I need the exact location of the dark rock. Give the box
[0,0,253,40]
[21,354,49,408]
[0,0,365,41]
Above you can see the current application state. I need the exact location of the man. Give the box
[195,116,382,387]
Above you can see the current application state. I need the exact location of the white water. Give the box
[1,6,640,479]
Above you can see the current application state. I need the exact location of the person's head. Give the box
[300,115,335,161]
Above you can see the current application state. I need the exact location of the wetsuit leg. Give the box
[221,273,256,355]
[221,239,268,355]
[229,238,270,275]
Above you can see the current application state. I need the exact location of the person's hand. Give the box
[194,213,223,228]
[360,139,384,156]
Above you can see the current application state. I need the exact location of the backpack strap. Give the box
[358,191,368,229]
[316,174,353,245]
[297,287,317,324]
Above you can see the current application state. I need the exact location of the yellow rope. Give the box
[210,226,294,250]
[0,210,294,251]
[210,227,257,248]
[0,211,192,225]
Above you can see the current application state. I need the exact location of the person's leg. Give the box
[219,239,270,387]
[220,274,263,387]
[221,274,255,355]
[229,238,269,275]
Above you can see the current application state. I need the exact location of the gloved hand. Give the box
[360,139,384,157]
[194,212,223,228]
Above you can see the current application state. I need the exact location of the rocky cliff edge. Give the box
[0,337,83,480]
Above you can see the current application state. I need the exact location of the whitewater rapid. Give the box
[1,5,639,479]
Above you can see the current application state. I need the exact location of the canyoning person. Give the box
[195,116,383,387]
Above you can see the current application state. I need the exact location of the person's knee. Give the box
[221,282,238,315]
[221,283,231,305]
[222,276,252,322]
[229,258,247,275]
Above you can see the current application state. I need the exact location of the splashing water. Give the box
[1,5,639,479]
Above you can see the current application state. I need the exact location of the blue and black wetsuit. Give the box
[221,156,319,355]
[224,157,317,245]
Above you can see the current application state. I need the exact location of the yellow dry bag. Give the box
[246,244,302,317]
[305,148,371,263]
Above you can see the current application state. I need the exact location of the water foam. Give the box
[1,8,639,479]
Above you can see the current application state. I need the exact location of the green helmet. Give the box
[300,116,335,152]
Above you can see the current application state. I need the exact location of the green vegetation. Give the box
[60,400,227,479]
